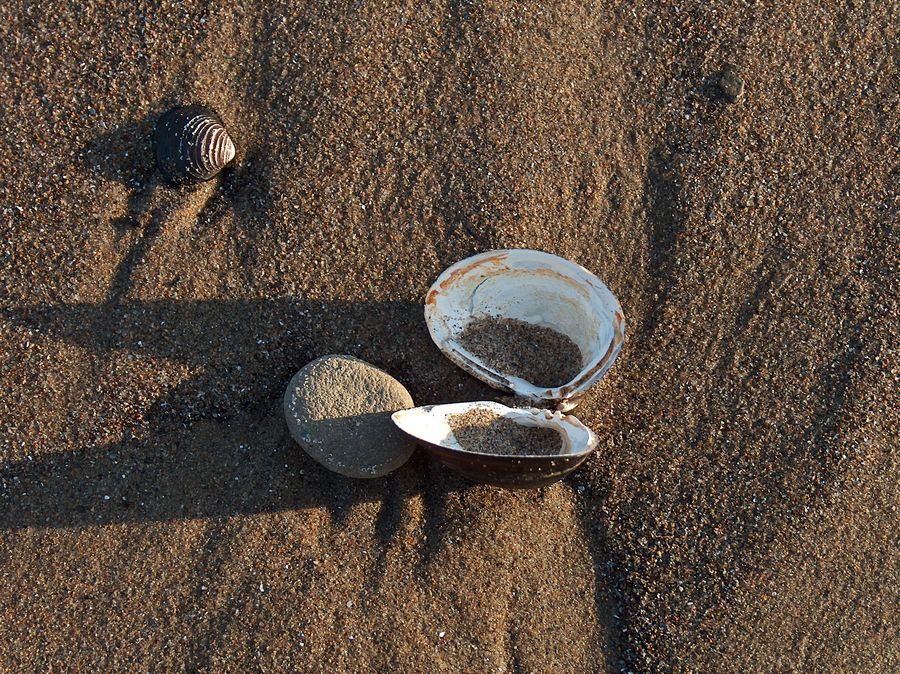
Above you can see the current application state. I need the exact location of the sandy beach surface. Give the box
[1,1,897,671]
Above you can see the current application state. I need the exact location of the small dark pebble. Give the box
[717,67,744,103]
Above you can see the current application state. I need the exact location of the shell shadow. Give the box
[79,113,160,234]
[79,113,158,189]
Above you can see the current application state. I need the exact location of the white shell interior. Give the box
[425,249,625,410]
[391,401,597,457]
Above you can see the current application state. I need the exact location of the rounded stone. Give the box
[717,67,744,103]
[283,355,416,478]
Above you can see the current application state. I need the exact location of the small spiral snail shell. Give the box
[154,105,236,186]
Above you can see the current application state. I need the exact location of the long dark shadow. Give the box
[0,297,478,530]
[576,481,629,674]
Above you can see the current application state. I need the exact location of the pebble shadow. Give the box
[0,297,472,530]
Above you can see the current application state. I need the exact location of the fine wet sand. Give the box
[0,1,897,671]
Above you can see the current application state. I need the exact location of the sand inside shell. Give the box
[447,409,563,457]
[456,316,583,388]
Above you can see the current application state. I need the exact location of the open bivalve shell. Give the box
[425,249,625,411]
[392,401,597,488]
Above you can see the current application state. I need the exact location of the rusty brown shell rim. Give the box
[421,442,592,489]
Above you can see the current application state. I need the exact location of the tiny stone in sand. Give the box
[717,66,744,103]
[456,316,583,388]
[284,355,416,478]
[448,408,562,457]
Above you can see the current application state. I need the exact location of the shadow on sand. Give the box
[0,297,477,531]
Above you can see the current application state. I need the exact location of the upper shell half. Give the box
[154,105,236,186]
[425,249,625,411]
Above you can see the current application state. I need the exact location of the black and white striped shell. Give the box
[154,105,235,185]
